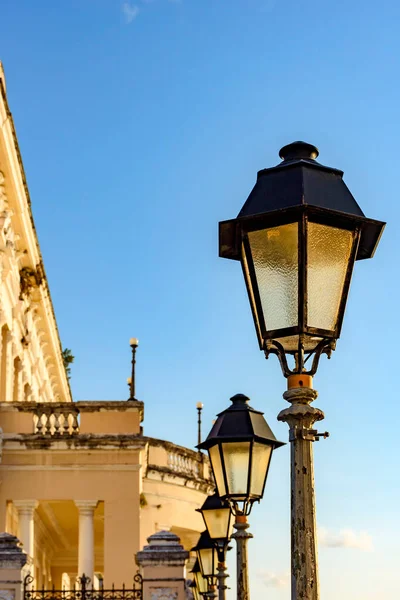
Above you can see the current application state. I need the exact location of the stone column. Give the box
[5,331,14,402]
[136,531,189,600]
[14,501,38,561]
[0,533,28,600]
[75,501,97,581]
[278,385,324,600]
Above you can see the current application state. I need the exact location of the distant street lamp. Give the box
[198,394,284,600]
[192,533,218,600]
[191,559,209,599]
[193,531,218,580]
[190,581,200,600]
[127,337,139,400]
[197,492,233,600]
[197,402,204,447]
[218,141,385,599]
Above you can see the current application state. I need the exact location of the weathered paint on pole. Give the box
[231,515,253,600]
[278,386,324,600]
[217,561,228,600]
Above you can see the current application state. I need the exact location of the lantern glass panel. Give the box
[249,442,272,497]
[203,507,232,540]
[194,570,208,595]
[198,546,217,578]
[276,334,323,352]
[248,223,298,332]
[192,585,200,600]
[221,441,251,497]
[209,445,226,497]
[307,222,354,331]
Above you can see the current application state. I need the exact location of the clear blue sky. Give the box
[1,1,398,598]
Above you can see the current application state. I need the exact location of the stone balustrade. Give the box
[146,438,210,484]
[35,404,80,435]
[167,450,200,477]
[0,400,143,436]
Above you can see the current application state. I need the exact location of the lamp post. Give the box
[218,141,385,599]
[197,402,204,447]
[198,394,284,600]
[197,492,233,600]
[127,337,139,400]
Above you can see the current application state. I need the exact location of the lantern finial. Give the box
[230,394,250,406]
[279,141,319,161]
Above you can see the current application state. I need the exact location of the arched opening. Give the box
[24,382,32,402]
[0,325,9,401]
[13,356,21,402]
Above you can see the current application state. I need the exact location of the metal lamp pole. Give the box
[232,514,252,600]
[278,379,328,599]
[216,554,229,600]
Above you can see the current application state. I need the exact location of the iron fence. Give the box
[24,573,143,600]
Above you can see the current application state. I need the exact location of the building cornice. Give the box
[0,64,72,403]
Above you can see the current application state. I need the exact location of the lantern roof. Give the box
[197,492,230,512]
[220,141,385,262]
[191,530,214,552]
[197,394,285,450]
[191,559,201,574]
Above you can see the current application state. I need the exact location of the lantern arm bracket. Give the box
[264,338,336,377]
[289,427,330,442]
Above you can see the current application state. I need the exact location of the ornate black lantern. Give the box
[192,531,218,582]
[191,559,208,597]
[197,492,233,544]
[190,581,200,600]
[219,141,385,376]
[198,394,284,515]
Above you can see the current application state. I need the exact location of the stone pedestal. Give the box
[0,533,28,600]
[136,531,189,600]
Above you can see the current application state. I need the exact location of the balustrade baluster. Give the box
[71,411,79,433]
[44,412,52,435]
[53,410,61,435]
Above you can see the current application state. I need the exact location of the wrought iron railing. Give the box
[24,574,143,600]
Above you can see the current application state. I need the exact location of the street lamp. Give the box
[197,402,204,446]
[127,337,139,400]
[191,560,209,599]
[197,492,233,600]
[218,141,385,599]
[198,393,284,600]
[192,531,218,581]
[190,581,200,600]
[192,533,218,599]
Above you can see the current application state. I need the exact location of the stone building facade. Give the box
[0,63,211,590]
